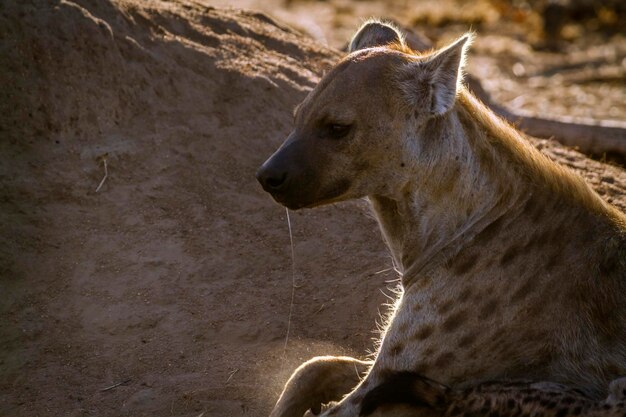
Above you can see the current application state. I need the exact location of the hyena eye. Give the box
[326,123,352,139]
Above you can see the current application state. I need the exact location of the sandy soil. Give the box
[0,1,624,417]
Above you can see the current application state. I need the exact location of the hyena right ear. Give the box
[397,34,472,116]
[349,20,405,52]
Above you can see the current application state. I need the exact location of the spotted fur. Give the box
[259,21,626,417]
[360,372,626,417]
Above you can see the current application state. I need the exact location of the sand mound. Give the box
[0,1,624,416]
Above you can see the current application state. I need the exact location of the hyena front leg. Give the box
[270,356,372,417]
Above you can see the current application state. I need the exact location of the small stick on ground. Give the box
[226,368,239,383]
[100,378,131,392]
[95,154,109,192]
[314,303,325,314]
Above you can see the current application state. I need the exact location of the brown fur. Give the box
[360,372,626,417]
[268,356,371,417]
[258,21,626,417]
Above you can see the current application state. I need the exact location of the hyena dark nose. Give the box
[256,166,288,192]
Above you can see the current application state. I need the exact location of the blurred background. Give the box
[212,0,626,125]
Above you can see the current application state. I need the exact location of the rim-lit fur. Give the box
[263,21,626,417]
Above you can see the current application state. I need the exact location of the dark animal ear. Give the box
[397,33,473,116]
[606,377,626,404]
[349,20,405,52]
[359,372,450,416]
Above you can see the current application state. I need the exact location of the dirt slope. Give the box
[0,1,624,416]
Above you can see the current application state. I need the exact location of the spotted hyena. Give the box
[360,372,626,417]
[256,21,626,417]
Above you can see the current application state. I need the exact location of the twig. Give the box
[95,156,109,192]
[226,368,239,383]
[100,378,131,392]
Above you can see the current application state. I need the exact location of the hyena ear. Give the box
[398,33,473,116]
[606,377,626,404]
[349,20,405,52]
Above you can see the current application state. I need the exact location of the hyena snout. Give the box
[256,141,298,193]
[256,161,288,193]
[257,134,350,210]
[256,137,318,209]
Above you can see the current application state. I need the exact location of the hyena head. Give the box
[256,21,471,210]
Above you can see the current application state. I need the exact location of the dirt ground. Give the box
[0,1,624,417]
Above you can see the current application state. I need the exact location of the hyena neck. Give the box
[369,101,531,285]
[371,90,625,287]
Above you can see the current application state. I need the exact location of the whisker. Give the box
[282,207,297,368]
